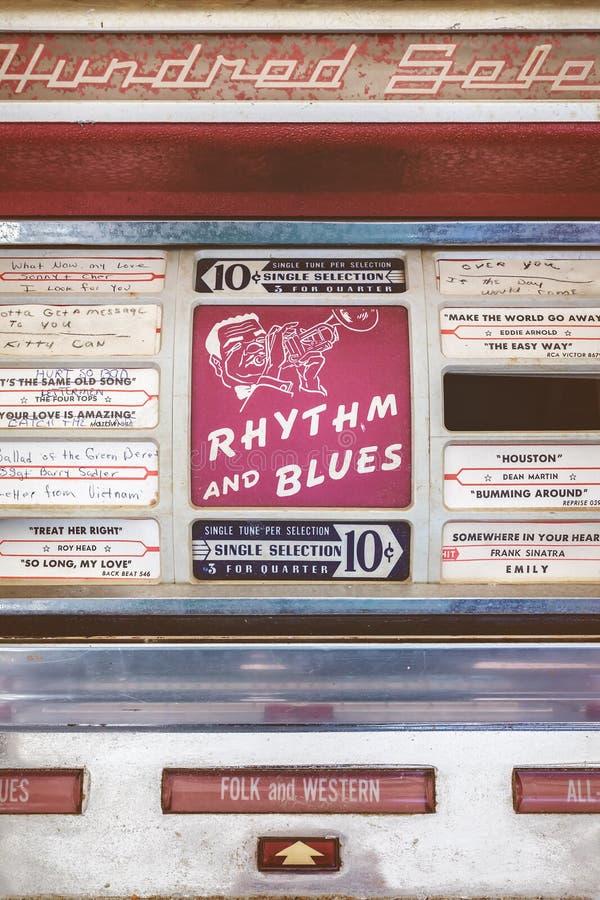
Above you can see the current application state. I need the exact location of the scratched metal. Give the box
[2,33,600,102]
[2,221,600,247]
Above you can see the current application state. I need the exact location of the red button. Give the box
[162,767,435,814]
[0,769,84,814]
[514,768,600,813]
[257,837,340,872]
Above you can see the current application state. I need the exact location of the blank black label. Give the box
[444,373,600,431]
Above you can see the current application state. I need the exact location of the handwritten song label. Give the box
[442,521,600,583]
[444,445,600,510]
[0,304,162,356]
[437,258,600,297]
[0,518,160,581]
[440,307,600,359]
[0,441,158,506]
[0,367,159,429]
[191,305,411,509]
[0,254,166,295]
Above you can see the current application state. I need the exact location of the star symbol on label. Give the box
[485,330,492,337]
[20,397,27,404]
[43,545,50,552]
[104,545,111,552]
[103,395,112,403]
[565,330,572,336]
[484,474,492,482]
[570,473,577,481]
[251,273,262,283]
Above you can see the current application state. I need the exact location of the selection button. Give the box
[0,769,84,814]
[162,767,434,814]
[514,768,600,813]
[257,837,340,872]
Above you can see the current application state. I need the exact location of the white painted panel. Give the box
[2,730,600,898]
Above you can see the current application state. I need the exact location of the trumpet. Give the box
[282,307,379,361]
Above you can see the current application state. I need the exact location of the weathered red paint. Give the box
[0,123,599,218]
[2,33,599,102]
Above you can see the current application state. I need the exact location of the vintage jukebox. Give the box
[0,1,600,896]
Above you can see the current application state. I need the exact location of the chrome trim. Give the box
[2,220,600,246]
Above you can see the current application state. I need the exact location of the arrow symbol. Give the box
[192,540,210,560]
[275,841,324,866]
[442,546,460,561]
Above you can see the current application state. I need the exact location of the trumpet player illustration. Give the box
[205,307,379,409]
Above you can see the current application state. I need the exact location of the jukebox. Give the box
[0,1,599,896]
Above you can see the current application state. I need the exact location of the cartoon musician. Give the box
[205,308,378,408]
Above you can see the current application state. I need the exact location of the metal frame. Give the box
[2,219,600,246]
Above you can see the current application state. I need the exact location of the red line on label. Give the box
[0,535,160,559]
[0,467,156,480]
[0,272,163,283]
[450,555,600,562]
[445,325,600,340]
[446,465,599,486]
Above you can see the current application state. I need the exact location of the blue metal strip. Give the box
[2,220,600,246]
[0,595,598,615]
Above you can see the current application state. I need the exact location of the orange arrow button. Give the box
[258,836,340,872]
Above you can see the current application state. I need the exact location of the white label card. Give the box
[0,367,159,429]
[0,441,158,507]
[442,521,600,583]
[0,304,162,356]
[437,257,600,297]
[0,253,166,295]
[445,444,600,510]
[0,518,160,581]
[440,307,600,359]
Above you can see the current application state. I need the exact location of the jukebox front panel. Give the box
[0,241,597,598]
[1,5,600,897]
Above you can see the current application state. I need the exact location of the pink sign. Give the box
[162,768,435,814]
[190,305,411,508]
